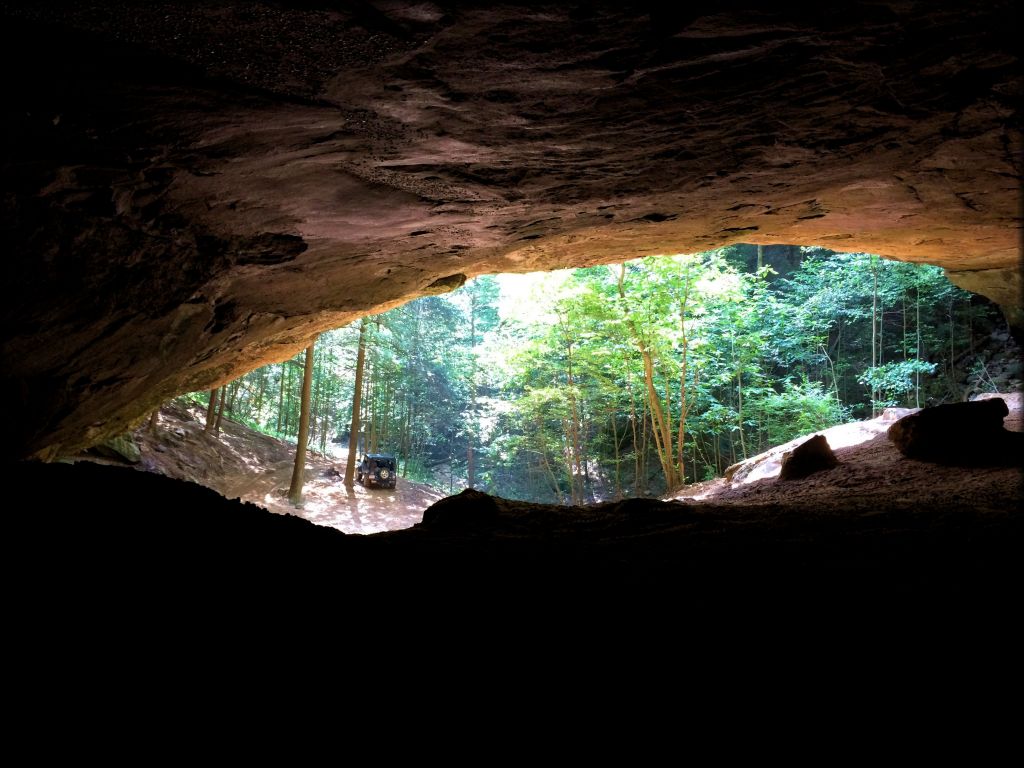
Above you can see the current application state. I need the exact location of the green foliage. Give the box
[184,245,1007,503]
[757,379,850,447]
[858,360,938,409]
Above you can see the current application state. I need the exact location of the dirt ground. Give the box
[95,400,445,534]
[76,392,1021,537]
[667,391,1023,512]
[38,391,1020,625]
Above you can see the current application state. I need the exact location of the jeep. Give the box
[356,453,397,489]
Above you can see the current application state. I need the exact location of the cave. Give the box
[2,2,1021,627]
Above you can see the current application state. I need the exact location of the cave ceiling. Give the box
[0,1,1020,460]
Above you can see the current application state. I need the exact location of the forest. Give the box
[188,246,1012,504]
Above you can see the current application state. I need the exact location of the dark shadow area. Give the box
[7,461,1020,635]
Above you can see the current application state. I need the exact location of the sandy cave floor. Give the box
[76,392,1024,538]
[95,400,445,534]
[668,392,1022,514]
[16,391,1020,624]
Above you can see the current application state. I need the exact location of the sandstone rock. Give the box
[881,407,919,423]
[887,398,1017,465]
[1,2,1020,460]
[779,434,838,481]
[93,434,142,464]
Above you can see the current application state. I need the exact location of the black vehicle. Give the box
[356,453,397,489]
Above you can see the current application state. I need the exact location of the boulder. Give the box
[92,434,142,464]
[779,434,838,481]
[887,398,1019,465]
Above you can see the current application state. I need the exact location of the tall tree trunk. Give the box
[736,367,746,459]
[205,388,218,433]
[254,368,266,422]
[916,283,921,408]
[226,380,239,417]
[871,254,879,416]
[629,373,640,497]
[319,387,330,455]
[401,401,414,477]
[610,412,622,501]
[949,294,956,384]
[564,331,583,504]
[676,274,692,485]
[617,264,679,490]
[213,387,227,434]
[639,404,649,495]
[287,339,316,504]
[276,363,286,433]
[535,411,563,504]
[344,319,369,488]
[467,285,477,489]
[309,358,322,450]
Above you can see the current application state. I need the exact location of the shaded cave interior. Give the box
[1,2,1020,611]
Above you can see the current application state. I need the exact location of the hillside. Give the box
[76,400,445,534]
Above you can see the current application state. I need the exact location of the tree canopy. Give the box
[188,245,1008,503]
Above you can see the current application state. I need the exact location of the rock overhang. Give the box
[0,1,1020,460]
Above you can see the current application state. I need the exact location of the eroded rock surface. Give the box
[1,2,1020,459]
[779,434,839,481]
[887,397,1022,465]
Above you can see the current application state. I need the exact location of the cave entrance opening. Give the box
[164,244,1015,523]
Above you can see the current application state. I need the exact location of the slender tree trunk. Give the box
[676,288,691,486]
[226,380,239,417]
[639,404,649,495]
[401,401,414,477]
[916,283,921,408]
[736,367,746,459]
[534,411,563,504]
[871,254,879,416]
[287,339,316,504]
[949,295,956,384]
[618,264,678,489]
[731,337,747,460]
[902,292,908,361]
[467,287,477,489]
[205,388,218,433]
[319,386,330,455]
[610,412,622,501]
[364,358,372,453]
[213,387,227,434]
[344,319,368,488]
[276,363,286,433]
[879,295,884,367]
[626,355,640,497]
[564,332,583,504]
[309,361,321,450]
[254,368,266,422]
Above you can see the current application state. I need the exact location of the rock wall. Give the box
[1,2,1020,459]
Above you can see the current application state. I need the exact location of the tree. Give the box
[287,337,317,505]
[185,244,1007,504]
[344,319,369,488]
[204,388,218,433]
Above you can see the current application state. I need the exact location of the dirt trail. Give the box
[89,401,445,534]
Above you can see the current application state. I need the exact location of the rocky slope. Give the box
[74,398,445,534]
